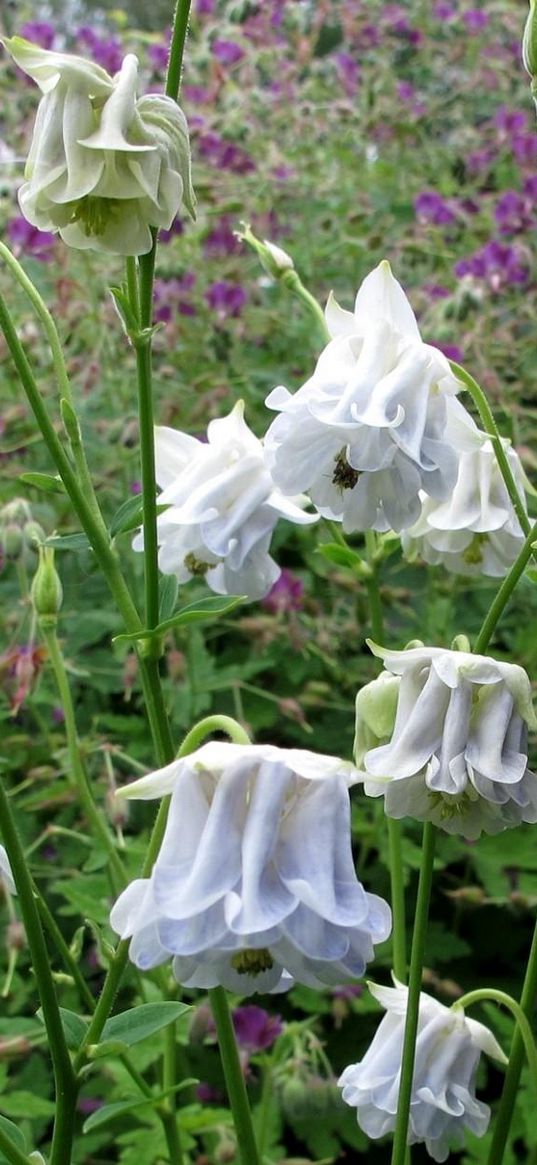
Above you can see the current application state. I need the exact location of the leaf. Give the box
[101,1002,190,1048]
[0,1114,26,1154]
[36,1007,88,1051]
[159,574,178,622]
[19,472,65,494]
[82,1078,199,1132]
[0,1091,55,1118]
[45,533,92,552]
[113,595,245,644]
[109,496,169,538]
[316,542,366,571]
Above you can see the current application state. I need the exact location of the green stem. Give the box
[35,896,95,1013]
[161,1020,184,1165]
[0,777,78,1165]
[133,332,160,633]
[450,362,533,546]
[0,241,73,405]
[209,987,261,1165]
[0,1129,32,1165]
[390,822,437,1165]
[73,942,130,1071]
[177,715,252,757]
[280,269,330,341]
[165,0,193,100]
[40,625,126,892]
[453,988,537,1101]
[487,922,537,1165]
[473,519,537,654]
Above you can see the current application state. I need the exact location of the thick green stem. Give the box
[474,519,537,653]
[209,987,261,1165]
[40,624,126,892]
[487,923,537,1165]
[390,823,437,1165]
[0,778,78,1165]
[453,988,537,1101]
[165,0,192,99]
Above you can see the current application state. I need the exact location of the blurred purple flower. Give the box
[356,25,381,50]
[154,275,197,323]
[431,341,464,363]
[433,2,457,18]
[462,8,489,33]
[414,191,456,226]
[335,52,360,97]
[52,706,65,725]
[467,148,496,176]
[197,0,215,12]
[75,27,123,75]
[198,132,255,175]
[455,240,530,290]
[494,191,534,235]
[397,81,415,101]
[19,21,55,48]
[262,569,304,614]
[131,481,142,495]
[205,281,247,318]
[159,218,184,244]
[524,176,537,199]
[512,134,537,166]
[493,108,527,135]
[148,42,170,72]
[203,216,241,258]
[422,284,450,299]
[330,984,364,1001]
[197,1082,224,1102]
[78,1097,103,1115]
[7,217,55,261]
[212,39,245,66]
[232,1006,283,1052]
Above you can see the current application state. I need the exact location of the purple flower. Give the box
[334,52,360,97]
[467,148,496,176]
[455,240,530,290]
[414,191,456,227]
[7,217,55,260]
[232,1006,283,1053]
[430,341,464,363]
[197,132,255,175]
[492,108,527,135]
[212,39,245,66]
[159,218,184,244]
[197,1082,224,1102]
[196,0,215,12]
[148,42,170,72]
[512,134,537,166]
[422,284,450,299]
[397,81,415,101]
[462,8,489,33]
[524,176,537,199]
[131,481,142,495]
[433,2,457,18]
[205,281,247,318]
[356,25,381,50]
[19,21,56,48]
[154,275,197,323]
[262,569,304,613]
[203,216,241,258]
[75,27,123,75]
[77,1097,103,1115]
[494,191,534,236]
[52,706,65,725]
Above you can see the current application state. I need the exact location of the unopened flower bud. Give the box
[31,545,63,623]
[1,523,24,560]
[236,222,294,280]
[23,520,45,551]
[523,0,537,94]
[354,671,400,767]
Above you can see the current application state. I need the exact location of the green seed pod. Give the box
[31,546,63,623]
[1,523,24,560]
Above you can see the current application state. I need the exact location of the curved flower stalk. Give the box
[338,978,506,1162]
[2,37,195,255]
[357,642,537,838]
[264,261,464,533]
[110,741,391,994]
[402,434,529,577]
[132,401,318,600]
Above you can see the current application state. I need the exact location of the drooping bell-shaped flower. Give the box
[402,434,528,577]
[132,401,318,600]
[338,978,506,1162]
[357,642,537,838]
[3,37,195,254]
[110,741,391,994]
[264,261,464,533]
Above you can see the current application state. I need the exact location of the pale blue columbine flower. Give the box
[132,401,317,600]
[339,978,506,1163]
[402,433,528,577]
[109,742,391,994]
[264,261,464,533]
[2,37,195,255]
[357,643,537,839]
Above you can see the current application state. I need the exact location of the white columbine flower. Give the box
[402,435,528,577]
[357,642,537,838]
[132,401,317,600]
[3,37,195,255]
[264,261,463,533]
[0,845,16,895]
[338,978,506,1162]
[109,741,391,994]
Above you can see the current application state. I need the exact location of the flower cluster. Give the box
[110,742,391,993]
[132,402,317,600]
[355,643,537,838]
[339,979,506,1162]
[2,37,195,255]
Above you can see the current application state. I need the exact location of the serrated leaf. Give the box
[36,1007,88,1051]
[113,594,245,644]
[45,533,92,552]
[101,1002,190,1048]
[19,472,65,494]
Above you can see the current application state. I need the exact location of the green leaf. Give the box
[113,594,245,644]
[19,472,65,494]
[316,542,367,571]
[159,574,178,621]
[82,1078,198,1133]
[109,496,169,538]
[36,1007,88,1051]
[101,1002,190,1048]
[0,1091,55,1118]
[45,533,92,552]
[0,1114,26,1154]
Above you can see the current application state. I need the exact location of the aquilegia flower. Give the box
[402,433,528,577]
[357,642,537,838]
[110,741,391,994]
[264,261,463,533]
[132,401,317,600]
[338,978,506,1162]
[3,37,195,255]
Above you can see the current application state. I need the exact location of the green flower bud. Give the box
[23,520,45,551]
[354,672,400,767]
[31,546,63,623]
[1,523,24,560]
[236,221,295,279]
